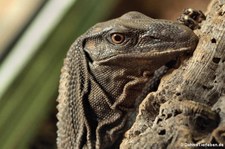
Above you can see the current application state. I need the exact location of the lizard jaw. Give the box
[96,46,194,64]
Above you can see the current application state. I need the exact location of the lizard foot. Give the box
[177,8,206,30]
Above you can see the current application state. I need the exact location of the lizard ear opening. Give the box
[84,50,93,63]
[82,39,94,63]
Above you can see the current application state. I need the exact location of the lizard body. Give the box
[57,11,198,149]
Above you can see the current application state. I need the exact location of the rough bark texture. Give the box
[120,0,225,148]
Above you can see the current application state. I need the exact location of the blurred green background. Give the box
[0,0,210,148]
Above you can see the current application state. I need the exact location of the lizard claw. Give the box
[177,8,206,30]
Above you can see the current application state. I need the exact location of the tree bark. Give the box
[121,0,225,148]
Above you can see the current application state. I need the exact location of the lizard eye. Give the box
[111,33,125,44]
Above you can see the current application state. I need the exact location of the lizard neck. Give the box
[89,62,156,109]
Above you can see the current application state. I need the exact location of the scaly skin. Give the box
[57,11,198,149]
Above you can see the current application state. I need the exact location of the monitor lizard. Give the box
[56,11,199,149]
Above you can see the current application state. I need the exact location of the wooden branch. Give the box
[121,0,225,148]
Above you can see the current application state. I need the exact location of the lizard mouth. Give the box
[163,46,194,69]
[97,46,194,64]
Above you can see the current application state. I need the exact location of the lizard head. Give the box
[82,11,198,68]
[57,11,199,149]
